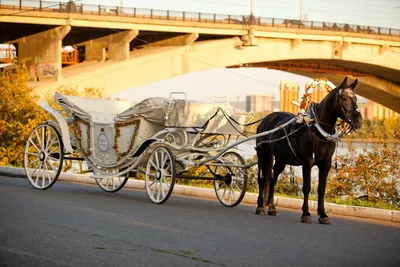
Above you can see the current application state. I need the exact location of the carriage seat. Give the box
[55,92,134,124]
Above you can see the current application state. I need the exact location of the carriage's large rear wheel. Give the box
[95,169,129,193]
[214,151,248,207]
[24,124,64,190]
[145,146,176,204]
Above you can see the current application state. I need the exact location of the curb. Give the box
[1,166,399,223]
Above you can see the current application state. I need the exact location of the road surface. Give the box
[0,176,399,267]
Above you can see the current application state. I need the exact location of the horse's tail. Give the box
[256,144,272,209]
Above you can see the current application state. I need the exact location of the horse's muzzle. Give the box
[351,114,363,130]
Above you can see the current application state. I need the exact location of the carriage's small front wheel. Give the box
[145,146,176,204]
[214,151,248,207]
[24,124,64,190]
[95,169,129,193]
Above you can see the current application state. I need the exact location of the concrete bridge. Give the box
[1,1,400,112]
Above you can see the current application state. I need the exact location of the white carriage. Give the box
[24,92,256,207]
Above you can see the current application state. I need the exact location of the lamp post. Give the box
[300,0,303,22]
[250,0,255,24]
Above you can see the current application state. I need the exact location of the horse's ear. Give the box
[349,79,358,90]
[339,77,348,89]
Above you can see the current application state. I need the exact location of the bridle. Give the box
[334,89,361,131]
[310,88,360,141]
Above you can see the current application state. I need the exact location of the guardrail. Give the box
[1,0,399,37]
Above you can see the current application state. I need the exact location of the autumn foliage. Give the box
[0,62,104,167]
[0,62,46,166]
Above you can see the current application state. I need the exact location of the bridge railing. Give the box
[1,0,399,37]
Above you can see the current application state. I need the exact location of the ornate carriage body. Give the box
[25,91,255,207]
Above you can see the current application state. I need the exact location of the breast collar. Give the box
[307,102,340,142]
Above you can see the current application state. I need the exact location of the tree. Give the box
[0,62,46,166]
[0,62,104,167]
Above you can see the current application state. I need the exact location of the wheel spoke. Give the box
[48,156,59,161]
[150,159,157,170]
[151,181,158,199]
[44,162,52,183]
[31,161,42,177]
[162,153,168,169]
[230,185,237,201]
[46,126,52,150]
[29,138,41,153]
[46,135,56,151]
[217,182,226,191]
[42,126,46,151]
[35,129,42,150]
[155,152,160,168]
[46,160,57,172]
[164,161,171,172]
[233,182,242,192]
[162,177,170,191]
[148,179,157,188]
[232,177,244,182]
[160,179,165,198]
[41,163,46,187]
[156,181,161,201]
[28,159,40,167]
[221,185,227,200]
[48,147,59,156]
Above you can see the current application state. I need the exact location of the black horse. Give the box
[255,77,363,224]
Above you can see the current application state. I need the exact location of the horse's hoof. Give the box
[255,207,266,215]
[318,217,331,225]
[301,215,312,224]
[267,209,277,216]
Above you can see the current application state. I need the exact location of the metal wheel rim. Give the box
[24,124,63,190]
[145,147,175,204]
[214,151,248,207]
[95,169,128,193]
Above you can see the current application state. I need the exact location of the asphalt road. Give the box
[1,176,399,267]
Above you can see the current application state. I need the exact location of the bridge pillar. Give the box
[17,26,71,81]
[84,30,138,61]
[145,33,199,47]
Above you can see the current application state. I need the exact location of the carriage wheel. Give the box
[145,146,176,204]
[214,151,248,207]
[24,124,64,190]
[95,169,129,193]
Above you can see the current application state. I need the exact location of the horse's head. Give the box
[336,77,363,130]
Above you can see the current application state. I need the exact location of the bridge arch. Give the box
[38,37,400,112]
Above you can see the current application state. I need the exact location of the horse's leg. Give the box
[255,145,272,215]
[301,162,313,223]
[317,162,331,225]
[267,161,285,216]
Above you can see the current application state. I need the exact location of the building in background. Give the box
[230,101,246,111]
[280,81,299,113]
[246,94,274,113]
[358,101,399,120]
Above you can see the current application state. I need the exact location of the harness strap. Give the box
[280,125,303,165]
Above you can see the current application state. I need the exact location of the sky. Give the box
[113,68,314,103]
[70,0,399,103]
